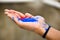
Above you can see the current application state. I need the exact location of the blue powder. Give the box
[17,17,38,22]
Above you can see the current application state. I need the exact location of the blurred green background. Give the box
[0,1,60,40]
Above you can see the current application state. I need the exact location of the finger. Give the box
[5,10,24,26]
[6,12,15,19]
[5,12,8,15]
[4,9,10,15]
[5,9,15,14]
[4,9,9,12]
[16,11,25,18]
[25,13,34,18]
[5,9,25,18]
[5,9,21,19]
[10,9,25,18]
[9,10,21,18]
[7,14,13,19]
[5,11,16,20]
[4,9,13,15]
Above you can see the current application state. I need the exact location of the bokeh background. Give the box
[0,0,60,40]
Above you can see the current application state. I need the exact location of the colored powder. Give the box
[17,17,38,22]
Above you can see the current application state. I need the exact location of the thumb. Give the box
[33,15,45,22]
[34,16,45,20]
[25,13,34,18]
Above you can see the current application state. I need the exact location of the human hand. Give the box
[4,9,49,36]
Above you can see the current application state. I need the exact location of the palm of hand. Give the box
[4,9,45,31]
[17,16,45,30]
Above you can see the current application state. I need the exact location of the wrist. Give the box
[34,26,45,36]
[34,27,45,36]
[34,22,50,36]
[34,23,48,36]
[42,25,51,38]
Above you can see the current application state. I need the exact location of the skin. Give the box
[4,9,60,40]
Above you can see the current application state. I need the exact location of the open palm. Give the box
[4,9,47,35]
